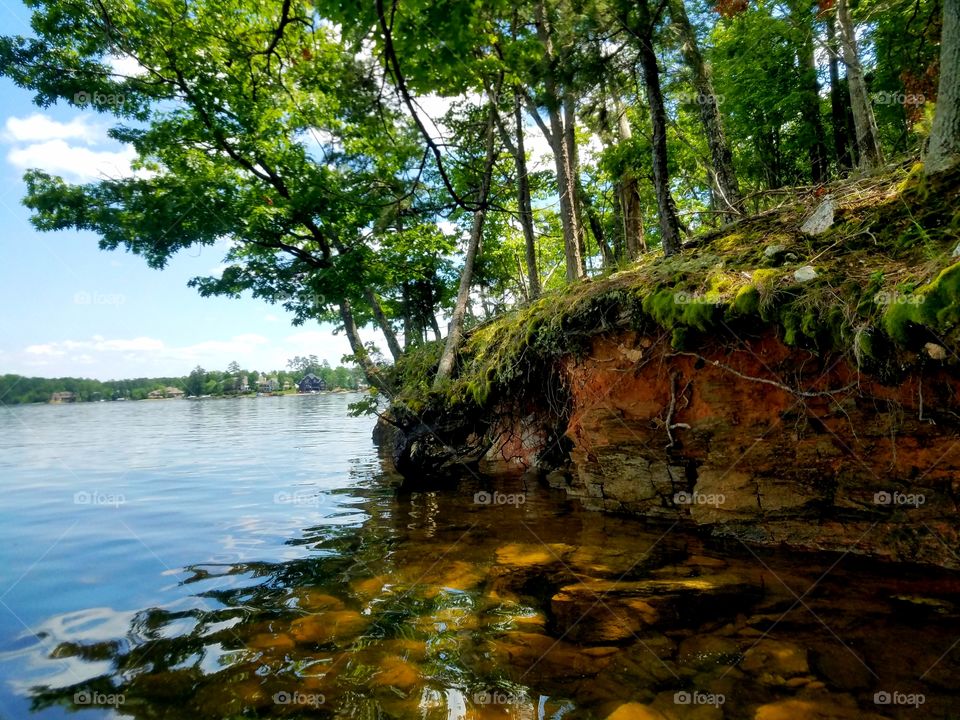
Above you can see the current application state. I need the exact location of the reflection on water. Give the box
[2,397,960,718]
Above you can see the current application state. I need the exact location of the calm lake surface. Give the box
[2,395,960,719]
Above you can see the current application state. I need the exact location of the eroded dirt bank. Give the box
[480,330,960,567]
[380,328,960,568]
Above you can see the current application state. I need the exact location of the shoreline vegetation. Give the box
[0,357,365,405]
[387,163,960,421]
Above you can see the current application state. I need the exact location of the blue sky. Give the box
[0,1,383,381]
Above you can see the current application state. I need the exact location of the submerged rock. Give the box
[289,610,369,645]
[606,702,668,719]
[753,696,885,720]
[739,639,809,680]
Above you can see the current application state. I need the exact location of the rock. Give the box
[545,469,572,489]
[811,645,874,691]
[890,593,955,614]
[402,559,485,596]
[800,196,835,235]
[495,543,574,566]
[740,639,809,678]
[606,702,668,720]
[373,656,421,690]
[763,244,786,263]
[678,635,742,670]
[793,265,818,282]
[551,575,755,642]
[291,589,345,612]
[924,342,948,360]
[651,690,725,719]
[289,610,369,645]
[379,638,428,662]
[753,696,885,720]
[552,330,960,568]
[247,632,295,650]
[953,240,960,257]
[351,575,388,598]
[487,631,619,682]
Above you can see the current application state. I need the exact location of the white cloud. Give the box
[3,114,100,144]
[105,54,147,78]
[10,329,388,379]
[25,343,66,357]
[6,139,138,182]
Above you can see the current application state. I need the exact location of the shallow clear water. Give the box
[1,395,960,719]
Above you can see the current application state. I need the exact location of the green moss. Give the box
[883,261,960,342]
[389,163,960,419]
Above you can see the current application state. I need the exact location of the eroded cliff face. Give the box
[479,331,960,568]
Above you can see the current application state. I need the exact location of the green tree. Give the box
[185,366,206,397]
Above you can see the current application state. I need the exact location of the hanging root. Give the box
[665,371,691,449]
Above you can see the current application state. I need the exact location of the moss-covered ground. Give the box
[386,162,960,418]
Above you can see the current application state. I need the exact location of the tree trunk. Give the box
[363,287,403,362]
[535,0,586,282]
[493,87,542,298]
[926,0,960,175]
[613,103,646,260]
[580,184,615,268]
[564,92,589,272]
[514,91,541,298]
[635,0,683,256]
[339,299,390,393]
[429,313,442,341]
[401,284,416,349]
[434,108,498,385]
[826,13,854,169]
[836,0,883,171]
[669,0,744,217]
[799,25,830,183]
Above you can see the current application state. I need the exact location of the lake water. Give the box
[2,395,960,719]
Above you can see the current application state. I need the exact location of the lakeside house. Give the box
[50,391,76,404]
[298,373,326,393]
[257,373,278,393]
[147,387,186,399]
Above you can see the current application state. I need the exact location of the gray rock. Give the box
[793,265,818,282]
[800,196,835,235]
[763,244,786,259]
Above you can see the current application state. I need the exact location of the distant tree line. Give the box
[0,358,365,405]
